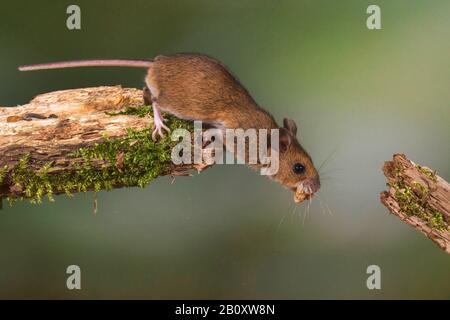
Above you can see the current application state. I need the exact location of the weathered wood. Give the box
[381,154,450,254]
[1,86,146,168]
[0,86,209,202]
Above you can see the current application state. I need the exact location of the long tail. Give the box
[18,59,153,71]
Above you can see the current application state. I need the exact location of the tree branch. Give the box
[0,86,209,204]
[381,154,450,254]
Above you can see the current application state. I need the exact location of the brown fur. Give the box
[19,53,320,198]
[146,54,277,130]
[147,53,320,195]
[272,129,319,191]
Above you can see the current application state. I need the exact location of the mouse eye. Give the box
[293,163,305,175]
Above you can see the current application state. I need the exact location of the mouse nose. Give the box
[303,177,320,195]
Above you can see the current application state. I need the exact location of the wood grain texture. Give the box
[1,86,146,168]
[0,86,210,200]
[381,154,450,254]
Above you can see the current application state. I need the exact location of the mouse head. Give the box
[271,118,320,203]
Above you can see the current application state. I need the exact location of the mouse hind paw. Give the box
[151,104,171,141]
[151,121,171,141]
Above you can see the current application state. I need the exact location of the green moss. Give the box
[0,165,7,185]
[416,164,437,182]
[4,105,193,205]
[106,105,154,118]
[390,178,448,232]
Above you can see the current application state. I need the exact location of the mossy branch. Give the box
[381,154,450,254]
[0,86,210,206]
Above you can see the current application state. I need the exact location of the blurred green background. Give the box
[0,0,449,299]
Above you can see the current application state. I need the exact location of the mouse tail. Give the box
[18,59,153,71]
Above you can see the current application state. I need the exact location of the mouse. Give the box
[19,53,320,202]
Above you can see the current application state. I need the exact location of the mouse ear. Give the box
[279,128,292,153]
[283,118,297,136]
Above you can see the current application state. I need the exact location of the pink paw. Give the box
[151,116,171,141]
[151,105,171,141]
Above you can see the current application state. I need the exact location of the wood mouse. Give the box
[19,53,320,202]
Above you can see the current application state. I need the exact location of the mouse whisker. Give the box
[316,193,334,216]
[319,179,344,187]
[300,204,306,226]
[318,198,327,216]
[277,201,300,233]
[20,53,322,205]
[276,207,290,232]
[317,147,340,173]
[319,168,344,177]
[303,198,311,226]
[290,201,298,225]
[324,202,333,216]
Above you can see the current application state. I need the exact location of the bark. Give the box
[381,154,450,254]
[0,86,210,202]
